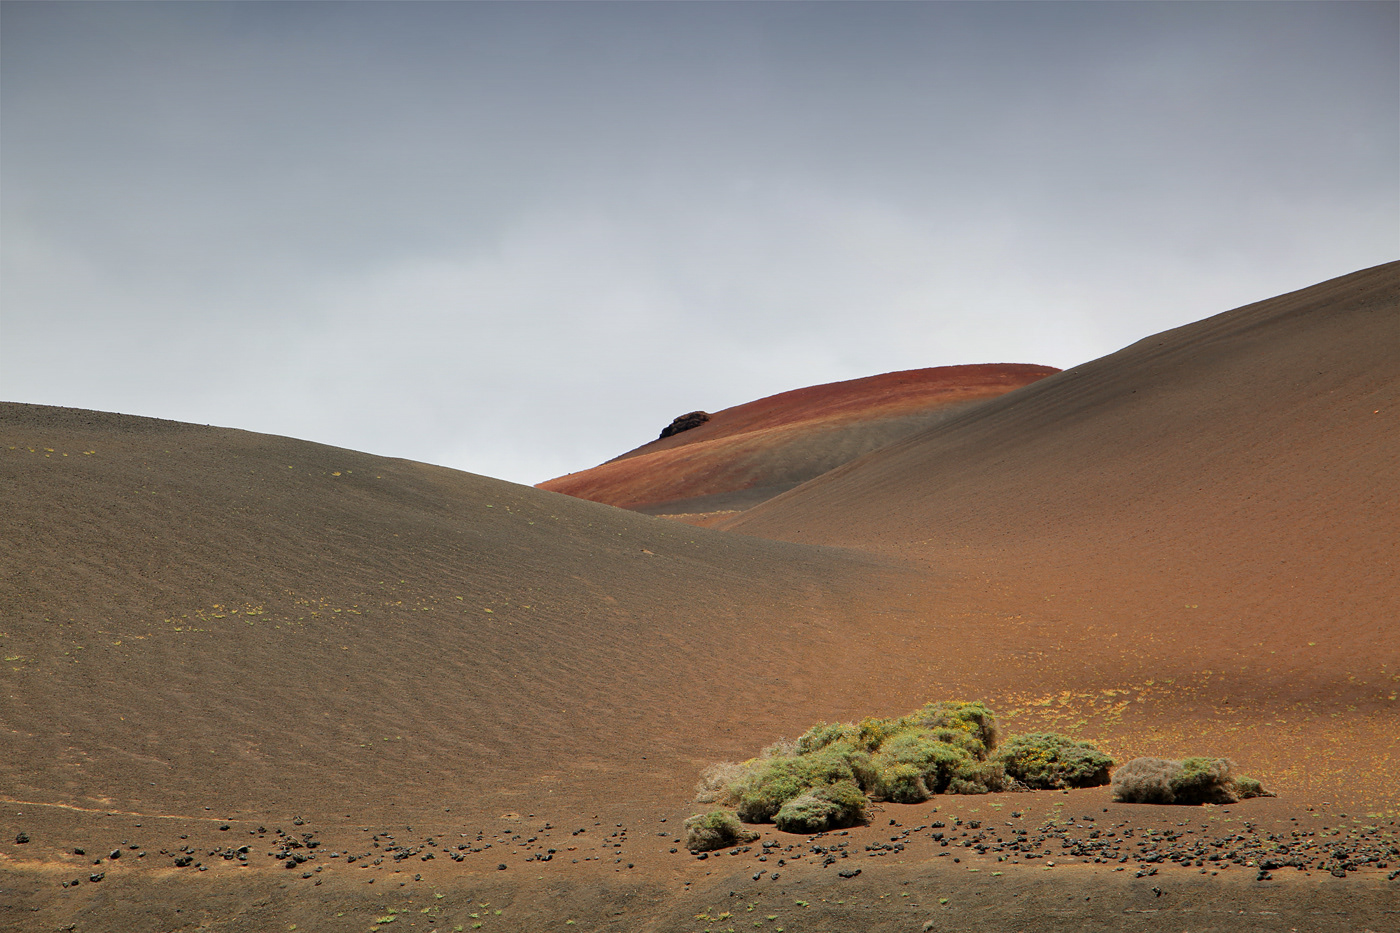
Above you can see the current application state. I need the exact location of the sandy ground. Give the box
[5,788,1397,932]
[3,263,1398,930]
[725,260,1400,807]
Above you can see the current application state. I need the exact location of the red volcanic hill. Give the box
[537,363,1057,517]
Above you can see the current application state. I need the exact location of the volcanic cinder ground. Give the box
[2,262,1398,932]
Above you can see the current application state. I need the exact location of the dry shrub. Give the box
[1111,757,1179,804]
[761,737,797,758]
[1112,756,1272,805]
[694,761,748,805]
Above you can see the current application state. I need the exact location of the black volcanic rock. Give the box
[659,411,710,439]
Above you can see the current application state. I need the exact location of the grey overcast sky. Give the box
[3,2,1396,485]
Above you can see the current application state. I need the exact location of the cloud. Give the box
[3,2,1395,484]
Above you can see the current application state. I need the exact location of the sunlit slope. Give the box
[727,262,1400,566]
[723,263,1400,795]
[538,364,1056,514]
[0,404,899,822]
[5,260,1397,836]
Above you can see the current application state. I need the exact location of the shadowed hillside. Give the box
[0,404,912,825]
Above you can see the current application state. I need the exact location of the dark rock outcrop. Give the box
[659,411,711,439]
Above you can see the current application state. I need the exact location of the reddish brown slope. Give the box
[538,363,1056,515]
[725,262,1400,560]
[725,262,1400,798]
[5,261,1400,928]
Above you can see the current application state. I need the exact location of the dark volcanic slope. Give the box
[0,403,908,824]
[538,364,1056,515]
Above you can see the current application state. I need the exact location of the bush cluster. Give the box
[792,700,1006,804]
[690,701,1116,842]
[689,703,1276,849]
[1110,756,1273,805]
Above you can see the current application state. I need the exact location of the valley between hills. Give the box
[2,262,1398,931]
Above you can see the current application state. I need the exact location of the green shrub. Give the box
[948,758,1008,795]
[815,778,869,816]
[700,699,1016,825]
[773,793,838,834]
[1233,775,1274,799]
[1169,757,1236,805]
[795,721,858,755]
[690,699,1174,830]
[732,749,856,823]
[870,733,975,798]
[910,701,1000,758]
[856,716,903,752]
[997,733,1114,789]
[872,760,931,803]
[773,781,867,833]
[685,810,759,852]
[695,701,1279,827]
[829,741,880,791]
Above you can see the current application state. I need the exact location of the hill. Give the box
[0,402,901,827]
[538,364,1056,519]
[725,261,1400,807]
[3,265,1398,930]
